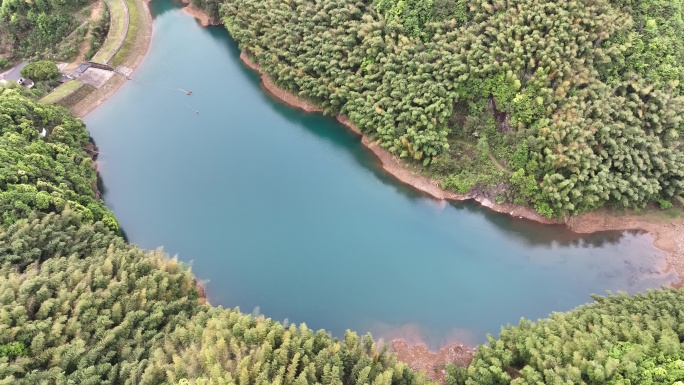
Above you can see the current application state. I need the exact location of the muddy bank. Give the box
[567,212,684,286]
[375,323,476,384]
[181,1,220,26]
[358,133,562,225]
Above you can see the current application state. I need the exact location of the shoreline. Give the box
[78,5,477,381]
[237,51,684,285]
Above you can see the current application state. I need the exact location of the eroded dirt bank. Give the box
[181,0,220,26]
[389,340,475,384]
[568,212,684,286]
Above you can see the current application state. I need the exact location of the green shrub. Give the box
[441,171,497,194]
[508,141,530,171]
[429,153,458,174]
[20,60,59,81]
[508,168,539,204]
[85,3,110,60]
[659,199,674,210]
[0,342,29,360]
[534,201,554,218]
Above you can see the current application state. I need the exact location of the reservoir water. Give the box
[85,0,677,348]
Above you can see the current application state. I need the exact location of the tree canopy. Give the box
[20,60,59,81]
[0,89,118,230]
[207,0,684,217]
[448,289,684,384]
[0,0,90,59]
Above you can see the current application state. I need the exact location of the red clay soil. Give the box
[181,2,220,26]
[389,340,475,384]
[195,280,208,305]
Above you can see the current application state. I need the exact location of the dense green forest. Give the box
[193,0,684,218]
[2,62,684,384]
[448,289,684,384]
[0,0,92,59]
[0,88,117,229]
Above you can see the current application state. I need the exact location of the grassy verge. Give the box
[92,0,126,63]
[613,205,684,221]
[39,81,84,104]
[57,84,97,109]
[109,0,140,67]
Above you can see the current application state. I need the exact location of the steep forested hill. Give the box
[197,0,684,218]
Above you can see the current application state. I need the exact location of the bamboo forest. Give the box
[1,0,684,383]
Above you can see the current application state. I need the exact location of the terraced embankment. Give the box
[40,0,152,117]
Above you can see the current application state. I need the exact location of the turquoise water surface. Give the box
[85,1,676,348]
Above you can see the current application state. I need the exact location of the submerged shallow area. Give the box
[85,1,676,348]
